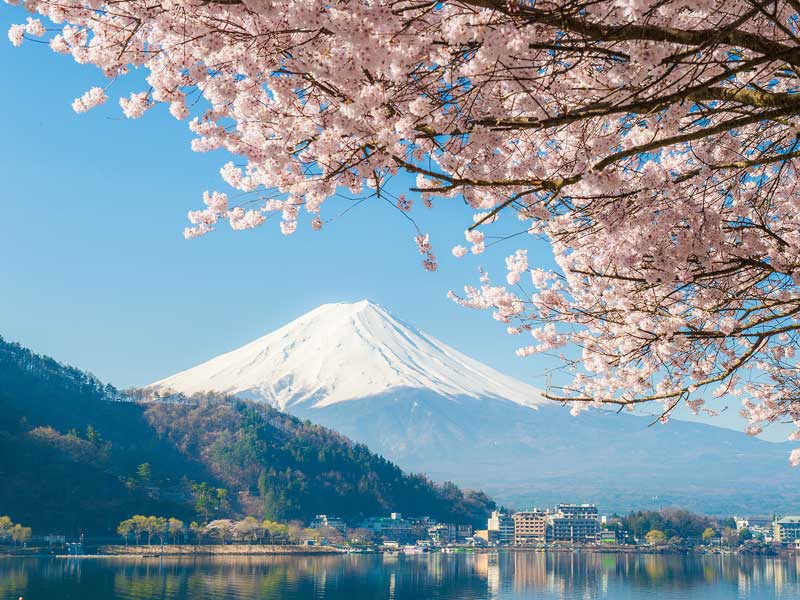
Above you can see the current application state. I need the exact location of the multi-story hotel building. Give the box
[549,504,599,543]
[773,516,800,544]
[512,510,548,545]
[488,510,515,545]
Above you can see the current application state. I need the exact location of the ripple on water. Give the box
[1,553,799,600]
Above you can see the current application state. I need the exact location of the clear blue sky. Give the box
[0,8,780,440]
[0,11,558,388]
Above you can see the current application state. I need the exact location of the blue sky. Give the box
[0,8,782,441]
[0,11,559,388]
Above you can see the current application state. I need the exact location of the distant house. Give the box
[773,516,800,544]
[310,515,347,533]
[361,512,414,543]
[488,510,515,545]
[427,524,452,544]
[457,524,473,540]
[425,523,472,544]
[469,532,489,547]
[596,529,618,544]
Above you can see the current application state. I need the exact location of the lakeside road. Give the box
[5,543,791,558]
[79,545,788,557]
[92,544,342,556]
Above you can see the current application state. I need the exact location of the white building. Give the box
[774,516,800,544]
[310,515,347,533]
[488,510,515,544]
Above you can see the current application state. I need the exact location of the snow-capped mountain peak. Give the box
[146,300,800,515]
[148,300,544,410]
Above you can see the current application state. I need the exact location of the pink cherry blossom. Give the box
[203,191,228,213]
[24,17,44,36]
[119,92,150,119]
[7,23,24,46]
[8,0,800,462]
[71,87,107,113]
[719,317,739,335]
[505,250,528,286]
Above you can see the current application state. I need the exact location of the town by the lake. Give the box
[6,0,800,598]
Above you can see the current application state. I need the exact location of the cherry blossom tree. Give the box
[7,0,800,460]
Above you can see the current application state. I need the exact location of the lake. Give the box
[2,552,800,599]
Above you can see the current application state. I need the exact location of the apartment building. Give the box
[549,504,599,543]
[488,510,515,545]
[773,516,800,544]
[512,510,548,545]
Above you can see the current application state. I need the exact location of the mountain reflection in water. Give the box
[2,552,799,599]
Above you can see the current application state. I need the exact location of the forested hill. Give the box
[0,336,494,535]
[0,336,206,535]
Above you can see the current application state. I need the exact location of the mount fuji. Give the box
[148,300,800,514]
[150,300,543,411]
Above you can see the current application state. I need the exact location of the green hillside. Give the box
[0,336,494,535]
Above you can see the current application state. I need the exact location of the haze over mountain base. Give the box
[293,392,796,514]
[150,301,800,515]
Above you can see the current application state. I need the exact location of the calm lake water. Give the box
[2,552,800,599]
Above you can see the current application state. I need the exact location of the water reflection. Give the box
[2,552,799,599]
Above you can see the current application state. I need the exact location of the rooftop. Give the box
[776,516,800,524]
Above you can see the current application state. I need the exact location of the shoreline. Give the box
[2,545,788,559]
[92,544,343,557]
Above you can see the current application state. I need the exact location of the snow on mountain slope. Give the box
[148,300,544,410]
[147,299,800,514]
